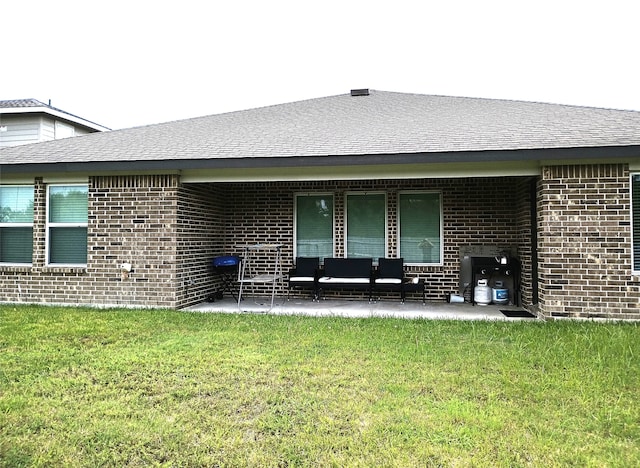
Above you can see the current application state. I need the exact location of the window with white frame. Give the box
[346,192,386,259]
[47,184,88,265]
[294,194,334,261]
[0,185,34,264]
[398,191,442,264]
[632,175,640,273]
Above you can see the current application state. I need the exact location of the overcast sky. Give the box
[3,0,639,130]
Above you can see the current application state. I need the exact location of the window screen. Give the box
[0,186,34,263]
[49,186,88,223]
[632,175,640,272]
[346,193,386,259]
[399,192,442,264]
[48,185,88,265]
[295,194,334,260]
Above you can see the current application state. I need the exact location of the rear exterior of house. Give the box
[0,91,639,319]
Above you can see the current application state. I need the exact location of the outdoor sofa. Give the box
[317,257,374,301]
[287,256,425,303]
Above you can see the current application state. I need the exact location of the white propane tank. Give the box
[474,279,492,305]
[492,281,509,305]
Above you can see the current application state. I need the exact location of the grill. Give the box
[212,255,241,300]
[212,255,240,268]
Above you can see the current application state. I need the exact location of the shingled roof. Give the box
[0,99,49,108]
[1,90,639,173]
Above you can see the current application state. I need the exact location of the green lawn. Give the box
[1,305,638,467]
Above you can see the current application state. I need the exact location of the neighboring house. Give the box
[0,99,109,147]
[0,89,639,319]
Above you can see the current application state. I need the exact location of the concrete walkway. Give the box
[186,296,538,321]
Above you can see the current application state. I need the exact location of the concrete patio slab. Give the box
[186,296,539,321]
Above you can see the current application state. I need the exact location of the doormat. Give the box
[501,309,536,318]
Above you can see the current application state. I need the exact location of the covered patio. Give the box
[179,174,537,313]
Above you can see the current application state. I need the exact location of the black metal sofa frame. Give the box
[287,257,425,304]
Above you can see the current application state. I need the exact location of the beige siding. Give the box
[0,116,41,147]
[0,115,96,147]
[41,117,55,141]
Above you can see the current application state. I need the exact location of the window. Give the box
[632,175,640,273]
[0,185,34,264]
[346,192,386,259]
[47,184,88,265]
[399,191,442,264]
[295,194,334,260]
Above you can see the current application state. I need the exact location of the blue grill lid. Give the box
[212,256,240,267]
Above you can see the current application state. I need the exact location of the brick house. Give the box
[1,89,639,319]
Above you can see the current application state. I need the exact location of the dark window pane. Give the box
[296,195,334,260]
[346,193,385,259]
[49,227,87,264]
[0,227,33,263]
[399,192,441,263]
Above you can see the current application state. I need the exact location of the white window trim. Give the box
[0,184,34,266]
[46,183,88,267]
[398,190,444,267]
[344,191,388,261]
[293,192,335,260]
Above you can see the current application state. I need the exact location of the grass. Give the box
[0,305,638,467]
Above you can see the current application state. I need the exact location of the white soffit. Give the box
[180,161,541,183]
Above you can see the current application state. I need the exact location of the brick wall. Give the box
[0,178,97,305]
[88,175,180,308]
[175,183,224,308]
[0,175,183,308]
[515,178,535,306]
[538,164,640,319]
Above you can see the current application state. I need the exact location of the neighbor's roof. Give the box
[1,90,639,172]
[0,99,47,108]
[0,98,110,132]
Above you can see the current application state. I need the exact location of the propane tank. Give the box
[492,281,509,305]
[474,279,492,306]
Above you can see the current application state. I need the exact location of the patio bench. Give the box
[317,257,374,301]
